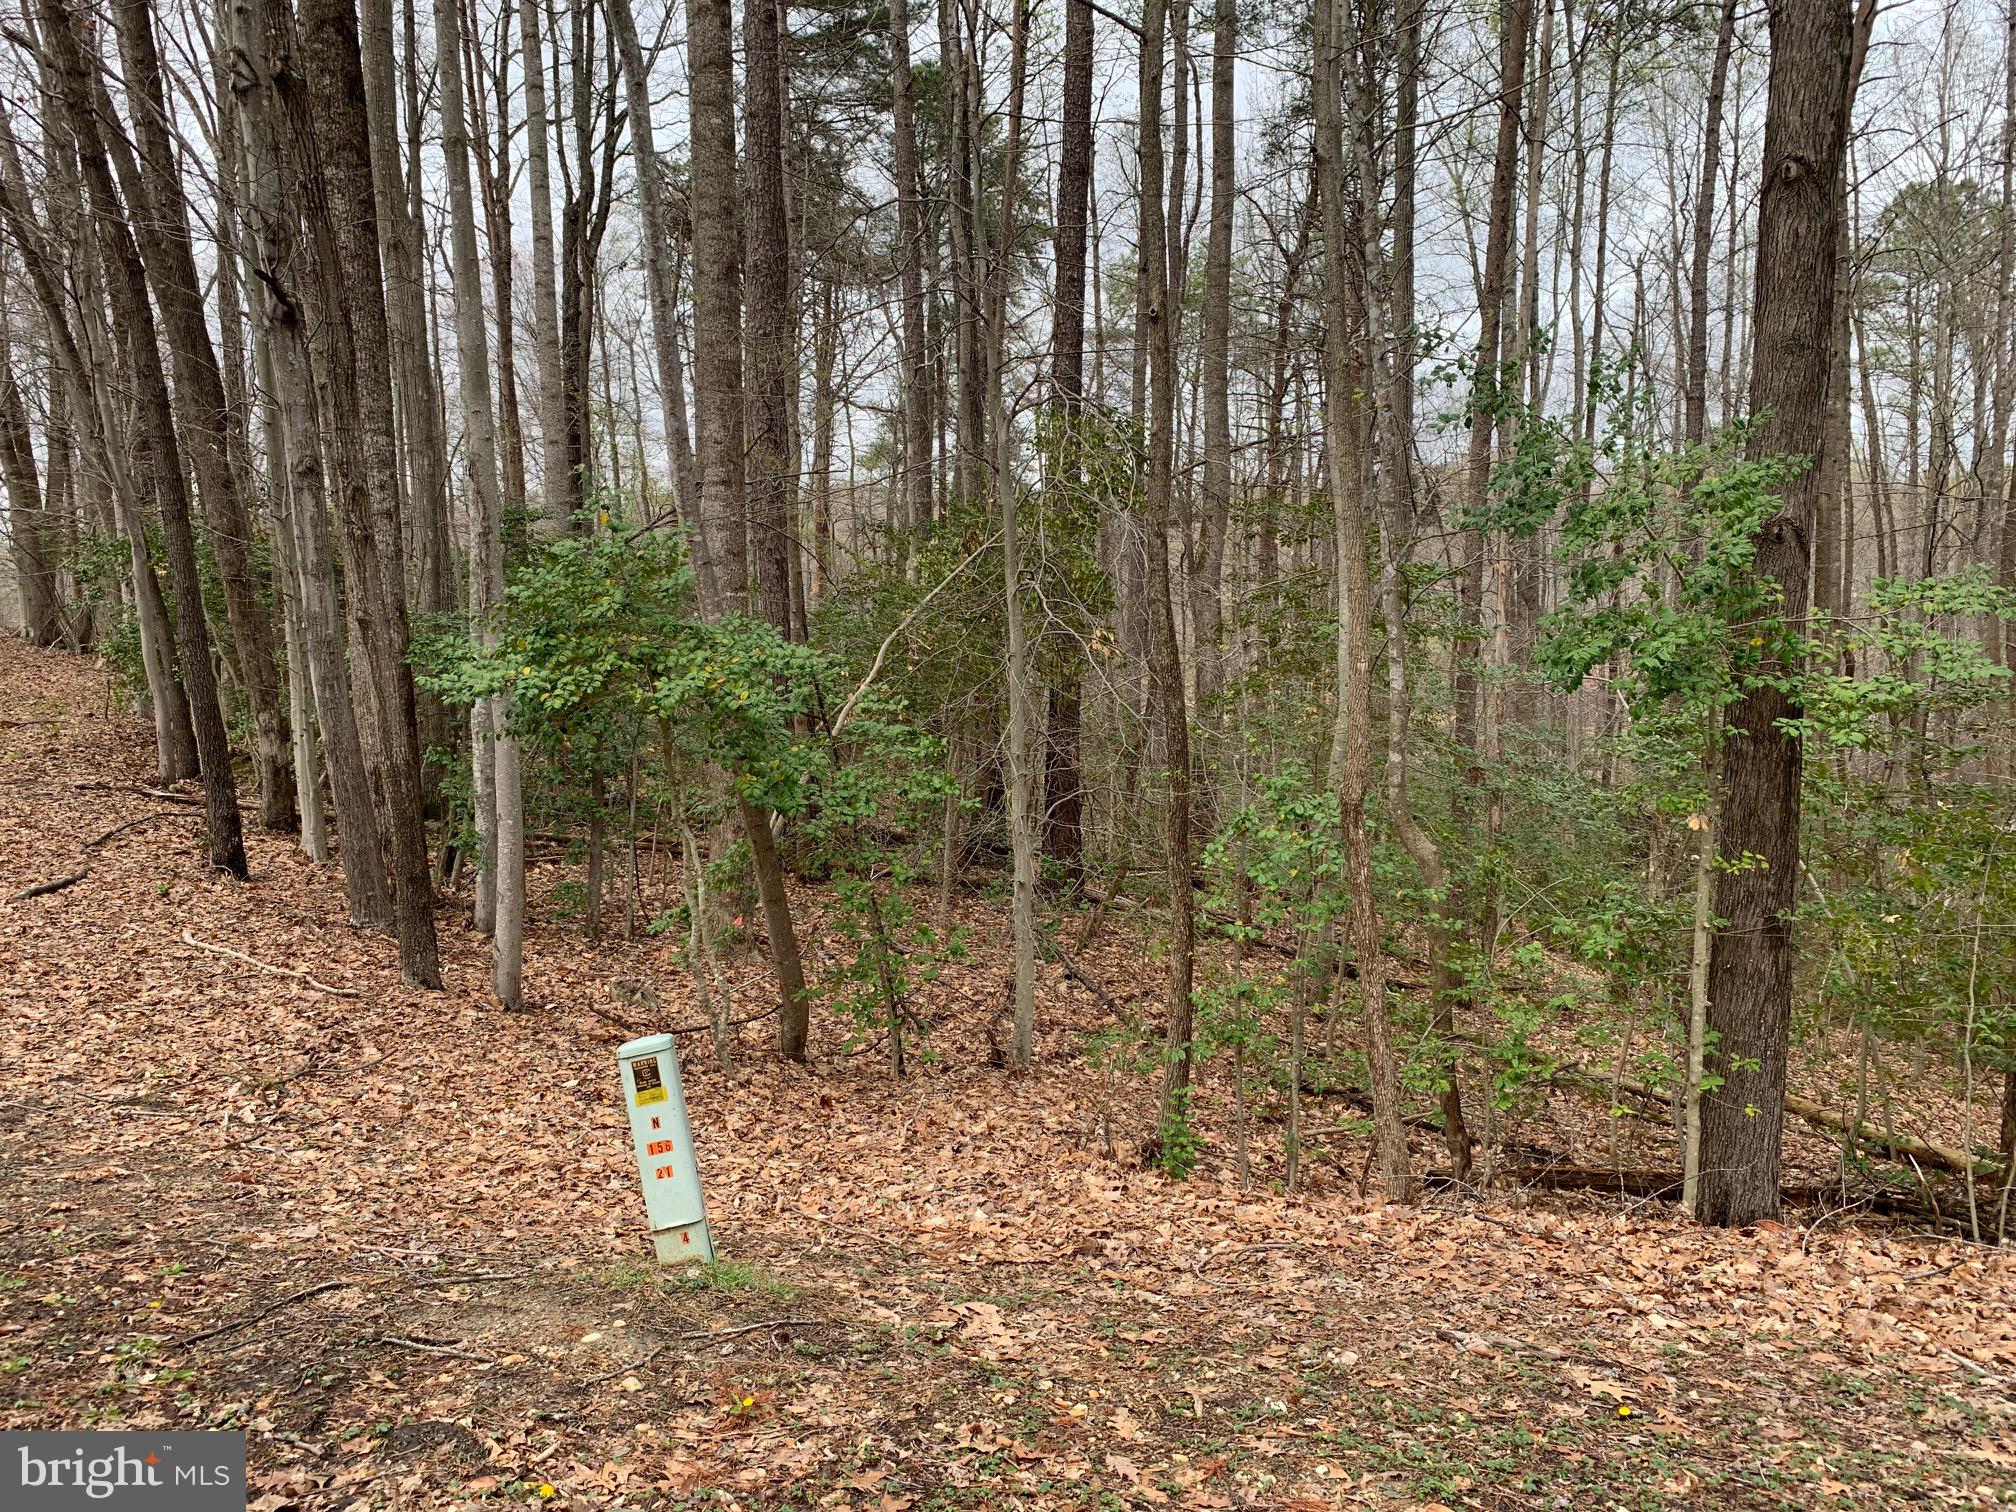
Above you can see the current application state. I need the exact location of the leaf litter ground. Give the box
[2,640,2013,1511]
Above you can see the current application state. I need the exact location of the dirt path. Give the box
[2,640,2013,1510]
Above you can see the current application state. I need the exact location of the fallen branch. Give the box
[11,867,87,901]
[85,812,196,849]
[830,532,997,739]
[180,930,359,997]
[1471,1164,1687,1200]
[134,785,204,807]
[1040,929,1132,1020]
[171,1269,526,1352]
[678,1317,820,1342]
[1780,1086,2005,1181]
[603,980,780,1038]
[372,1335,495,1363]
[584,1343,665,1385]
[172,1279,357,1349]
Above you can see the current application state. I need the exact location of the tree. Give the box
[438,0,524,1008]
[1314,0,1411,1198]
[111,0,294,834]
[38,0,246,879]
[1696,0,1857,1228]
[266,0,441,984]
[1141,0,1198,1134]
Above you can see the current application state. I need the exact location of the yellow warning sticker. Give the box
[630,1057,667,1106]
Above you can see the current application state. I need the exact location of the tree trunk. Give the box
[744,0,795,634]
[0,100,194,778]
[359,0,454,776]
[1462,0,1529,921]
[111,0,293,834]
[0,355,59,647]
[888,0,933,531]
[439,0,524,1008]
[519,0,571,526]
[688,0,748,603]
[608,0,714,597]
[1193,0,1235,717]
[264,0,442,983]
[1316,0,1412,1199]
[985,0,1037,1070]
[1041,0,1094,891]
[1140,0,1198,1126]
[1697,0,1855,1229]
[226,2,395,925]
[1685,0,1738,449]
[39,0,247,879]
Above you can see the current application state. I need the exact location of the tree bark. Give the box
[608,0,713,598]
[519,0,571,525]
[439,0,525,1008]
[264,0,442,983]
[1315,0,1412,1199]
[1041,0,1094,891]
[0,353,59,647]
[110,0,294,834]
[743,0,795,634]
[1697,0,1855,1229]
[225,0,395,925]
[1140,0,1198,1125]
[887,0,933,530]
[39,0,247,879]
[687,0,748,603]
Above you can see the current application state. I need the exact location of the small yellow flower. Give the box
[1617,1405,1635,1418]
[537,1484,556,1499]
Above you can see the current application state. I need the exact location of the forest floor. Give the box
[3,639,2015,1512]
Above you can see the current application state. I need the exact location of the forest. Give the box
[2,0,2016,1502]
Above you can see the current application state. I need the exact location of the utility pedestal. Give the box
[617,1033,715,1263]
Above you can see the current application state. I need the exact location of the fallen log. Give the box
[1435,1163,1931,1216]
[1557,1062,2004,1181]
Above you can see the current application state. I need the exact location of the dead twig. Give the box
[180,930,359,997]
[1041,929,1133,1021]
[11,867,88,901]
[583,1343,666,1385]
